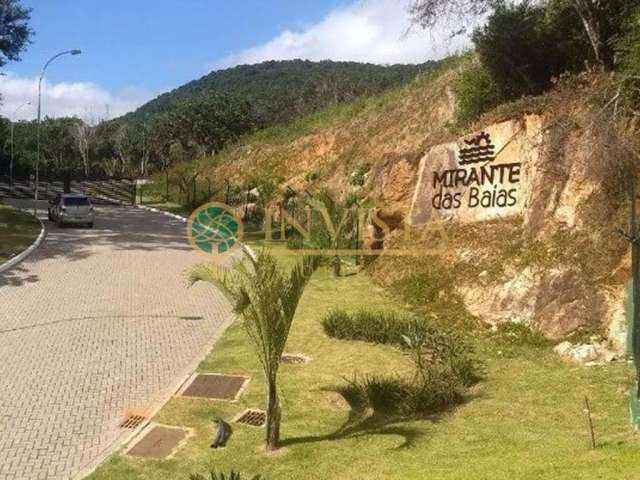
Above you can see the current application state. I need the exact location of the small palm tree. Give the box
[306,190,354,277]
[190,250,320,451]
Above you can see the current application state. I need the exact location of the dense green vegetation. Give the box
[0,0,32,69]
[449,0,640,126]
[0,60,437,180]
[124,59,439,126]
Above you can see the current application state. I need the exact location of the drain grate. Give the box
[127,425,188,459]
[281,353,309,365]
[235,409,266,427]
[120,414,146,429]
[180,373,249,401]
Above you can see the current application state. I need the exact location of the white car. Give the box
[48,193,95,228]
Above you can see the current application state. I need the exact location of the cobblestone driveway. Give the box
[0,202,231,479]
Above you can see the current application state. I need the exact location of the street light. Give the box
[10,100,32,185]
[34,49,82,216]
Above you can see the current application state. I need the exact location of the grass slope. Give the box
[89,244,636,480]
[0,203,40,263]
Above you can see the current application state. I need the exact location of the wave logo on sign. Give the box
[458,131,495,166]
[187,202,243,256]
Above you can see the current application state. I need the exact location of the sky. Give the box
[0,0,470,123]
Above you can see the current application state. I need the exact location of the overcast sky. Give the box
[0,0,470,123]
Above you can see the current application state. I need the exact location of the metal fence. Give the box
[0,176,136,205]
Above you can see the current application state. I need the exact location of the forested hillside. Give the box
[122,59,439,125]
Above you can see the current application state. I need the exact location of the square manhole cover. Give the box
[179,373,249,401]
[234,409,266,427]
[126,424,189,459]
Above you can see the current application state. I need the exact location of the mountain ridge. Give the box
[120,59,440,126]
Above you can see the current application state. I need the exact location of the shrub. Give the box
[304,171,318,182]
[491,322,550,348]
[336,370,464,417]
[617,7,640,105]
[322,309,481,387]
[321,309,409,345]
[473,1,587,100]
[452,60,503,128]
[350,164,369,186]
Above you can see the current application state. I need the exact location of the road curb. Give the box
[0,208,46,275]
[135,204,188,223]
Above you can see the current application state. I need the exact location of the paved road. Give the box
[0,201,231,479]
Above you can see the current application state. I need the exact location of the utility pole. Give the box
[35,50,82,216]
[621,175,640,430]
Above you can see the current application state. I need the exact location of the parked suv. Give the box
[48,194,95,228]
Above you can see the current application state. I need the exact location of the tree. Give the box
[409,0,640,69]
[190,251,320,451]
[305,190,355,277]
[40,117,81,175]
[172,93,257,156]
[71,120,94,177]
[472,1,586,98]
[148,113,177,198]
[0,0,33,68]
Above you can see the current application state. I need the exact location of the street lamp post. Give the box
[10,101,31,185]
[34,49,82,216]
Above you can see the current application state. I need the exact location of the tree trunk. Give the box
[265,376,281,451]
[165,166,169,200]
[332,257,341,277]
[573,0,605,68]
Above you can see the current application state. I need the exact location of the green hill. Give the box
[121,59,439,126]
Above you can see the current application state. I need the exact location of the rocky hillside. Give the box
[196,60,632,358]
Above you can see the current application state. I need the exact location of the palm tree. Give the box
[305,190,354,277]
[190,250,320,451]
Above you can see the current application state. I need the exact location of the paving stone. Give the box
[0,202,231,479]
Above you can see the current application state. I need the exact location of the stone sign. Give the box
[409,117,542,225]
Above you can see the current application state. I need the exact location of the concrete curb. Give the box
[0,208,46,275]
[135,204,187,223]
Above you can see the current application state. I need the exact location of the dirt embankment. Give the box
[206,66,632,352]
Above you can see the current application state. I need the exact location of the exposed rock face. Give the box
[534,269,605,340]
[553,340,619,365]
[383,113,629,354]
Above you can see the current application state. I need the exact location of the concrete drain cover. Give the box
[179,373,249,401]
[126,424,189,459]
[281,353,310,365]
[234,409,266,427]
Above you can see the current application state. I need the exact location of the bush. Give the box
[350,164,369,186]
[491,322,550,348]
[617,7,640,105]
[322,309,481,387]
[321,309,409,345]
[453,59,503,128]
[336,370,464,417]
[473,1,586,100]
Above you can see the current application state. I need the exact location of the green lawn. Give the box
[0,203,41,263]
[89,246,638,480]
